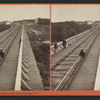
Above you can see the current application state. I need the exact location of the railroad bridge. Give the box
[0,24,44,90]
[51,23,100,91]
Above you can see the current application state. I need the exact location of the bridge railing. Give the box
[54,27,100,91]
[94,50,100,90]
[51,29,92,55]
[15,25,31,91]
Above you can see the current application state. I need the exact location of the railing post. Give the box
[14,25,24,90]
[94,50,100,90]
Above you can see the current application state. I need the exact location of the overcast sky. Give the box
[52,5,100,22]
[0,5,50,22]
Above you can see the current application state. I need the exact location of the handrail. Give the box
[94,49,100,90]
[54,28,100,91]
[14,25,24,90]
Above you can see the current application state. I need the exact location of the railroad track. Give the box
[0,25,20,50]
[51,26,100,90]
[0,25,21,66]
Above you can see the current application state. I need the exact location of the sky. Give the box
[52,5,100,22]
[0,5,50,22]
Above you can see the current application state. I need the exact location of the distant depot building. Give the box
[0,21,12,25]
[93,21,100,27]
[77,21,93,25]
[35,18,50,24]
[94,21,100,24]
[84,21,93,25]
[6,21,12,25]
[77,21,83,25]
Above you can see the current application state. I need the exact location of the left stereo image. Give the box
[0,5,50,91]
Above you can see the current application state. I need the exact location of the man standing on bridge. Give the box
[79,48,85,58]
[54,42,58,53]
[63,39,66,48]
[0,48,5,60]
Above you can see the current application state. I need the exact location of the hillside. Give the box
[28,23,50,41]
[0,24,10,33]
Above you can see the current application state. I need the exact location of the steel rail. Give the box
[94,49,100,90]
[14,25,24,90]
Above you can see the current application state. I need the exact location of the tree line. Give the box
[51,21,92,42]
[0,24,10,33]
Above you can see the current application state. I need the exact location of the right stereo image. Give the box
[51,4,100,91]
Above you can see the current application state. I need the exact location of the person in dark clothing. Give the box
[54,42,58,53]
[0,48,5,59]
[19,38,22,47]
[63,39,66,48]
[54,42,58,49]
[79,49,85,58]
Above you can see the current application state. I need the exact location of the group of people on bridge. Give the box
[54,39,66,53]
[53,40,86,58]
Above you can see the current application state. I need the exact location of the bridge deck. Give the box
[0,27,21,90]
[67,31,100,90]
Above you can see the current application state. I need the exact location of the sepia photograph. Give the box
[51,5,100,91]
[0,5,50,91]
